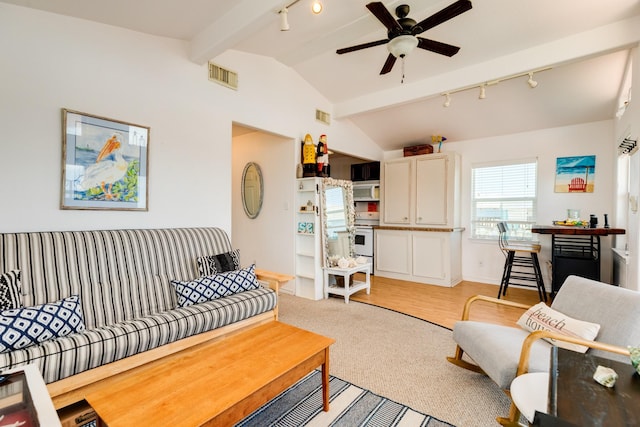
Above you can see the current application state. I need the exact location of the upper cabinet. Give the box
[381,152,460,228]
[350,161,380,182]
[382,159,412,224]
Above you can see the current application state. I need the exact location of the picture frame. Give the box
[61,109,149,210]
[554,155,596,193]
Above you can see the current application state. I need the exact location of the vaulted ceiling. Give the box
[4,0,639,151]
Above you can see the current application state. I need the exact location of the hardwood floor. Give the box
[349,274,543,330]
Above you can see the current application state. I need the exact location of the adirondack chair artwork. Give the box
[568,177,587,192]
[554,155,595,193]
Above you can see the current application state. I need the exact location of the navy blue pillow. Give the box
[172,264,259,307]
[0,295,85,353]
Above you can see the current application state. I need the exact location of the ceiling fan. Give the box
[336,0,472,75]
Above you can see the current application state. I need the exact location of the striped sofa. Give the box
[0,227,277,394]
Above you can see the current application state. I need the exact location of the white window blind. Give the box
[471,159,538,241]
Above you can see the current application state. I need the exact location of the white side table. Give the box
[3,364,62,426]
[510,372,549,424]
[323,263,371,303]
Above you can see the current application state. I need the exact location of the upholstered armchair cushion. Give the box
[452,321,552,389]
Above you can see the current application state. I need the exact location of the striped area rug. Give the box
[235,370,455,427]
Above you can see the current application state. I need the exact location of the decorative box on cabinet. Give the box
[374,228,462,287]
[381,152,460,228]
[295,178,324,300]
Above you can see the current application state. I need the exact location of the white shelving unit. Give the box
[295,177,324,300]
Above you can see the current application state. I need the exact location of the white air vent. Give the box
[208,62,238,90]
[316,109,330,125]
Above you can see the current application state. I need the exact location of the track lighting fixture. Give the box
[443,93,451,107]
[478,84,486,99]
[438,67,550,107]
[311,0,323,14]
[279,7,290,31]
[278,0,322,31]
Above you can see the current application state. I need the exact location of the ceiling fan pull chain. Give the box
[401,57,405,84]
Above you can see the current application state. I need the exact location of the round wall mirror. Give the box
[241,162,263,219]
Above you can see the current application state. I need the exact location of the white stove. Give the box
[354,212,378,267]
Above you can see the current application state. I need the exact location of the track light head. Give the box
[479,85,486,99]
[311,0,323,14]
[527,72,538,88]
[443,93,451,107]
[280,7,290,31]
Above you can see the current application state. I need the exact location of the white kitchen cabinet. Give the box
[374,228,462,287]
[381,152,460,228]
[382,158,411,224]
[295,178,324,300]
[374,229,411,275]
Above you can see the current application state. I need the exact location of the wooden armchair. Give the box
[446,275,640,426]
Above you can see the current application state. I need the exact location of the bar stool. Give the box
[497,222,547,302]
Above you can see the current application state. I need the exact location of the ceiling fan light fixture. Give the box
[443,93,451,107]
[311,0,323,14]
[387,35,419,58]
[279,7,290,31]
[527,72,538,88]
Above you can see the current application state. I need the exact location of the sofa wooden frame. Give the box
[47,275,284,410]
[446,294,630,427]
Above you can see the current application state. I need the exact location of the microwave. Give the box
[353,181,380,201]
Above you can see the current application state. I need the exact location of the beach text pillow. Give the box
[517,302,600,353]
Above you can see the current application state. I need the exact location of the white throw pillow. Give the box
[517,302,600,353]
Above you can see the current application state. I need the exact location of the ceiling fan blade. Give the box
[366,2,402,32]
[417,37,460,57]
[412,0,472,35]
[380,54,397,75]
[336,39,389,55]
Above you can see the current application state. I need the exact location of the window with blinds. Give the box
[471,159,538,241]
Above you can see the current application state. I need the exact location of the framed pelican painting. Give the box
[61,109,149,210]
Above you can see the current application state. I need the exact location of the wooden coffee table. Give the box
[84,321,334,426]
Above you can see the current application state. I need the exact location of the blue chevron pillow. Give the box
[172,264,260,308]
[0,295,85,353]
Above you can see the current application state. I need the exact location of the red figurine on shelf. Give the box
[316,134,329,177]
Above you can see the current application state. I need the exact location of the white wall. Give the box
[232,130,296,291]
[454,121,617,287]
[0,3,382,236]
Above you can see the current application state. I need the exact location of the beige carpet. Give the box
[278,293,513,427]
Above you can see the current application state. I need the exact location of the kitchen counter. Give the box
[374,226,465,232]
